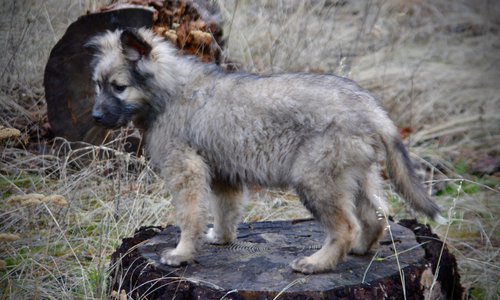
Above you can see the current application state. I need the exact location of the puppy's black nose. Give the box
[92,111,104,123]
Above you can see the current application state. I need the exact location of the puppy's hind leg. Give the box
[351,165,387,255]
[205,180,244,245]
[291,171,361,274]
[160,150,209,267]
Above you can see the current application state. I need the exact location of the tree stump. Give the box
[109,219,463,299]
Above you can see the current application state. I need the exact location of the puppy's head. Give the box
[86,29,156,129]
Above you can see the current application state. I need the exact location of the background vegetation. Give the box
[1,0,499,299]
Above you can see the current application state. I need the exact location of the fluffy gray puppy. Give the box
[87,28,444,274]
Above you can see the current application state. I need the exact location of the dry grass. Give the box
[1,0,499,299]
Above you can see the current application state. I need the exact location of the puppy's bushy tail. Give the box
[381,133,446,224]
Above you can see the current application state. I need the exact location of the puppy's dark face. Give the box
[92,76,138,128]
[89,29,152,129]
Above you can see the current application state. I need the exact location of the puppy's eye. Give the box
[111,82,127,93]
[112,83,127,93]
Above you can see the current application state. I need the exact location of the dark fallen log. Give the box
[109,219,463,299]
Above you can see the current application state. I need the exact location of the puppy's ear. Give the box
[84,35,103,54]
[120,29,152,62]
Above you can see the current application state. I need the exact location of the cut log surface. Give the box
[110,219,463,299]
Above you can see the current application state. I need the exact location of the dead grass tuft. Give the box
[0,127,21,140]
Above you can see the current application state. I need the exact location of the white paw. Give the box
[160,249,193,267]
[350,242,370,255]
[204,228,234,245]
[290,256,332,274]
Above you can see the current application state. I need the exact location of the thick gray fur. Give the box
[88,28,444,274]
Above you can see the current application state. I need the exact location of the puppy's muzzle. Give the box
[92,110,104,123]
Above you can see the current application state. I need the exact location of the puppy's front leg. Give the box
[160,149,209,267]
